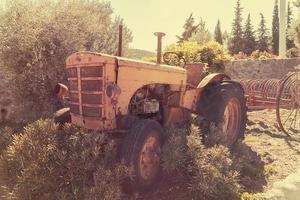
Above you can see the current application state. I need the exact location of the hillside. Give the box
[125,48,156,60]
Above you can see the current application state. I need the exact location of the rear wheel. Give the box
[121,119,163,191]
[197,81,247,147]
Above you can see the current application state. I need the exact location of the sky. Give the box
[109,0,298,51]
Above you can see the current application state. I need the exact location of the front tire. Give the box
[121,119,163,191]
[197,81,247,147]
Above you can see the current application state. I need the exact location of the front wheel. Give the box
[197,81,247,147]
[121,119,163,191]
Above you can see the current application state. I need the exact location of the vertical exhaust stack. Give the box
[154,32,166,64]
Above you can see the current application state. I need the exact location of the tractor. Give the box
[53,50,246,191]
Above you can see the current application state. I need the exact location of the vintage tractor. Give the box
[54,51,246,190]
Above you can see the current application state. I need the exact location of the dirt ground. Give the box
[245,109,300,190]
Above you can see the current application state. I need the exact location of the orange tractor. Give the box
[54,33,246,190]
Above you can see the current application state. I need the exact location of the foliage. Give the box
[289,21,300,49]
[287,2,295,49]
[165,41,201,64]
[228,0,244,54]
[0,119,128,200]
[214,20,223,45]
[161,125,241,200]
[198,41,232,74]
[241,192,266,200]
[250,50,276,60]
[189,18,212,46]
[161,127,188,175]
[165,41,231,75]
[286,47,300,58]
[177,13,200,43]
[0,0,132,122]
[294,0,300,7]
[257,13,270,52]
[0,126,15,154]
[272,0,279,55]
[243,14,257,55]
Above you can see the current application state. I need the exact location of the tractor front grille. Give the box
[67,65,104,118]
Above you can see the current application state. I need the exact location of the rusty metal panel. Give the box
[69,92,79,103]
[67,68,77,78]
[69,80,78,91]
[80,66,103,77]
[81,80,103,91]
[70,104,80,115]
[82,94,102,104]
[82,106,102,117]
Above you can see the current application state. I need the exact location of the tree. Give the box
[177,13,200,43]
[228,0,244,54]
[243,14,257,55]
[294,0,300,7]
[272,0,279,55]
[287,2,295,49]
[214,20,223,45]
[257,13,270,52]
[0,0,132,121]
[189,18,212,45]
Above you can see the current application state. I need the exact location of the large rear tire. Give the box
[197,81,247,147]
[121,119,163,191]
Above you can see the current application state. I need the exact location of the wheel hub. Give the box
[139,134,161,181]
[222,97,241,145]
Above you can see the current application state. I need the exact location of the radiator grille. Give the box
[67,65,104,118]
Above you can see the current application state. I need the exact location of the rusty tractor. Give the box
[53,33,246,190]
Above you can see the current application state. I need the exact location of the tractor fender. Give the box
[197,73,231,90]
[193,73,231,111]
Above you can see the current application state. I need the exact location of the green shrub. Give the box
[161,127,189,175]
[164,41,201,65]
[0,119,128,200]
[161,124,241,200]
[0,126,15,154]
[0,0,132,122]
[198,41,231,74]
[187,133,240,200]
[164,41,231,76]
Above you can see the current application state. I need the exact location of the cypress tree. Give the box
[228,0,244,54]
[272,0,279,55]
[287,2,295,49]
[214,19,223,45]
[257,13,270,52]
[243,14,257,55]
[177,13,200,43]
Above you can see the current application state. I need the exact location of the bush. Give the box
[198,41,232,74]
[0,0,132,122]
[250,50,276,60]
[187,133,240,200]
[164,41,231,76]
[0,126,15,154]
[161,127,189,175]
[286,47,300,58]
[0,119,128,200]
[161,124,241,200]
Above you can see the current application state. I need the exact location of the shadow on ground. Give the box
[232,142,267,193]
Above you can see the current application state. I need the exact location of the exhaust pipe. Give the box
[154,32,166,64]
